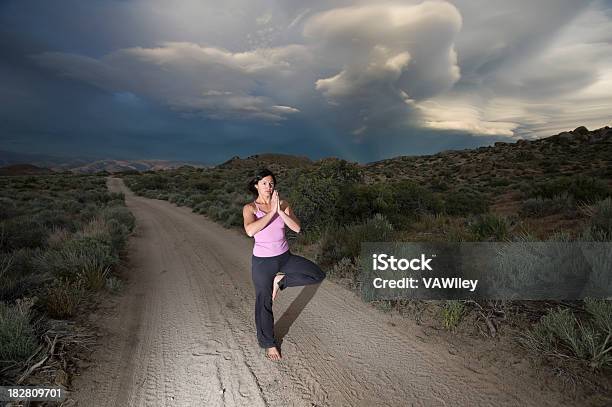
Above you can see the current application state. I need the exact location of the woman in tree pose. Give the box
[243,168,326,361]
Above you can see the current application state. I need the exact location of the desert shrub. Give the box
[520,299,612,370]
[78,203,101,223]
[136,174,169,190]
[102,206,136,232]
[444,224,478,242]
[0,249,51,303]
[317,214,393,266]
[287,160,362,236]
[412,213,451,233]
[77,217,112,241]
[0,197,19,221]
[389,180,443,220]
[188,179,213,192]
[290,175,343,236]
[331,256,360,280]
[443,189,488,216]
[0,216,48,252]
[0,298,38,365]
[524,175,610,203]
[79,264,111,291]
[75,190,113,205]
[105,276,124,294]
[55,198,83,215]
[335,181,440,229]
[490,178,511,187]
[519,192,576,218]
[430,178,450,192]
[34,237,118,281]
[32,209,76,230]
[581,198,612,241]
[107,192,125,203]
[105,219,130,251]
[220,210,242,228]
[43,279,85,318]
[169,193,188,206]
[441,300,465,330]
[335,183,395,225]
[188,193,208,206]
[316,159,362,183]
[469,213,511,241]
[47,227,72,249]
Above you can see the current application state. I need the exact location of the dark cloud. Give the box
[1,0,611,163]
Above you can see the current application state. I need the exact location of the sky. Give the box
[1,0,611,164]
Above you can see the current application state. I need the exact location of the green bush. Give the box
[443,189,488,216]
[0,299,38,365]
[102,206,136,232]
[79,264,110,291]
[34,237,118,282]
[390,180,444,219]
[335,183,395,225]
[44,279,85,318]
[0,249,51,303]
[290,174,343,235]
[524,176,610,203]
[32,209,76,230]
[520,192,576,218]
[317,214,393,266]
[0,216,48,251]
[469,213,511,241]
[0,197,19,221]
[520,299,612,370]
[441,300,465,330]
[106,219,131,251]
[581,198,612,240]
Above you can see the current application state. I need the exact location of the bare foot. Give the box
[272,274,285,302]
[266,346,282,361]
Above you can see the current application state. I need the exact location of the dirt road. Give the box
[71,177,564,406]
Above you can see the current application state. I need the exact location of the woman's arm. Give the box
[277,200,301,233]
[243,204,276,237]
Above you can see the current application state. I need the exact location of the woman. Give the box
[243,168,326,361]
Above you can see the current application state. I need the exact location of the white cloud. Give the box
[33,41,309,122]
[415,0,612,137]
[305,1,462,135]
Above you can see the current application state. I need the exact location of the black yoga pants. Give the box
[251,250,326,348]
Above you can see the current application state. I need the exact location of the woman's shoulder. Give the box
[243,202,257,214]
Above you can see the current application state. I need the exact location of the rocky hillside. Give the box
[217,153,313,170]
[362,126,611,187]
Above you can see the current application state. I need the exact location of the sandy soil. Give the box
[69,177,567,406]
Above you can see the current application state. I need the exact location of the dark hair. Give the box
[247,168,277,197]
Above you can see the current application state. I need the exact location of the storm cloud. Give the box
[1,0,611,163]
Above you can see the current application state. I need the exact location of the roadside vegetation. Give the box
[0,174,135,387]
[121,126,612,398]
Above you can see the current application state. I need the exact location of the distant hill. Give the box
[212,126,611,188]
[0,150,209,174]
[0,164,55,176]
[71,159,208,174]
[361,125,612,186]
[217,153,313,170]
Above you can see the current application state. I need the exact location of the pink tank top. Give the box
[252,201,289,257]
